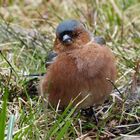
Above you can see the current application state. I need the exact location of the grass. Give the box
[0,0,140,139]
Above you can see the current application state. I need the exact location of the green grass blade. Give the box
[7,115,15,140]
[46,101,73,139]
[56,119,71,140]
[0,87,8,140]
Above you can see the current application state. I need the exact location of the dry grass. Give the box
[0,0,140,139]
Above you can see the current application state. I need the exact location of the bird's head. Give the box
[54,19,92,53]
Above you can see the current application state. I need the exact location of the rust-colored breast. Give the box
[40,42,116,109]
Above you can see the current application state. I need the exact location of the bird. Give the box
[40,19,116,110]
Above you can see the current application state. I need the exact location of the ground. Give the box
[0,0,140,140]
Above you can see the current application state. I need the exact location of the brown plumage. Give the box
[40,19,116,109]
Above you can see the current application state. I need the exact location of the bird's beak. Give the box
[62,34,72,45]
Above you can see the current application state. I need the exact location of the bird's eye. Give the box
[73,31,82,38]
[72,32,77,37]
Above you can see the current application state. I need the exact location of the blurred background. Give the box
[0,0,140,139]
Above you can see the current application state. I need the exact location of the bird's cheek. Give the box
[73,39,84,48]
[53,39,62,53]
[77,33,91,46]
[54,43,64,53]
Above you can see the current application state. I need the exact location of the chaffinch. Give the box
[40,19,116,109]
